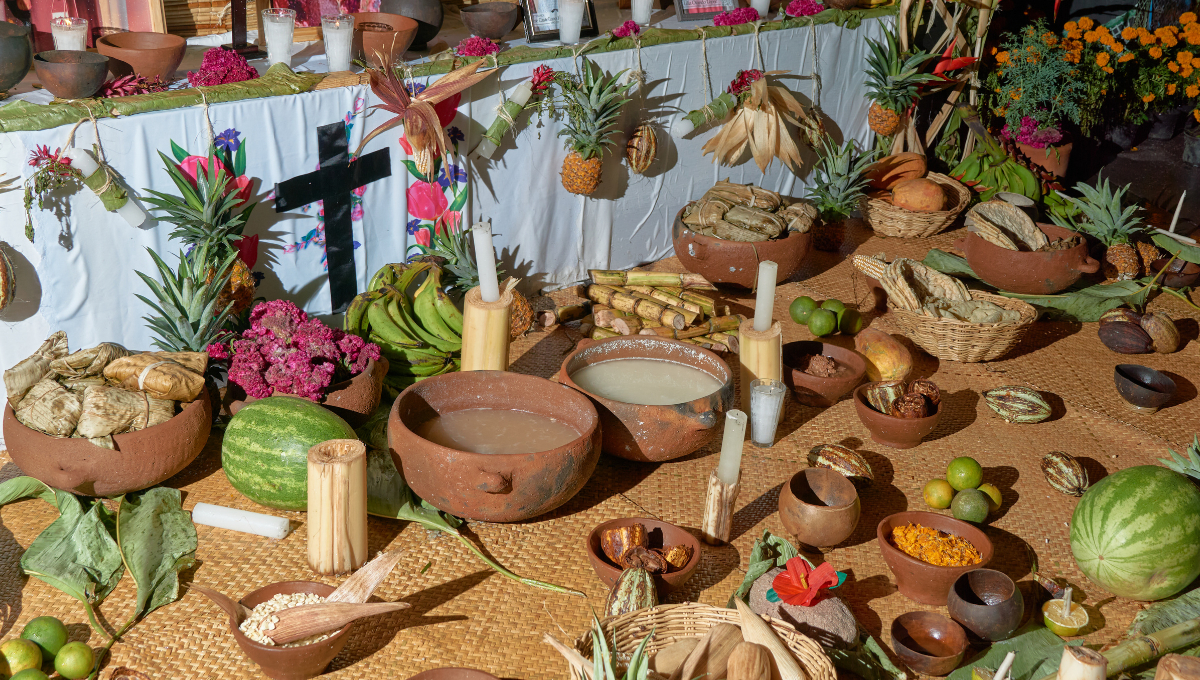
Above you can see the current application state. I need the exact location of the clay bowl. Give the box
[96,31,186,81]
[32,51,109,99]
[878,511,994,605]
[228,357,387,426]
[778,468,861,547]
[559,336,735,462]
[351,12,419,67]
[1151,257,1200,288]
[586,517,702,595]
[946,568,1024,642]
[460,3,521,39]
[408,670,500,680]
[228,581,352,680]
[389,370,601,522]
[0,23,33,92]
[1114,364,1177,414]
[955,223,1100,295]
[379,0,443,50]
[781,341,867,407]
[672,208,812,289]
[890,611,968,677]
[3,391,211,497]
[853,384,940,449]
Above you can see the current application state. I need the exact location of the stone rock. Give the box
[748,567,858,649]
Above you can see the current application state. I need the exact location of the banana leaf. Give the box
[948,622,1084,680]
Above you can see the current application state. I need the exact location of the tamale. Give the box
[76,385,148,438]
[4,331,69,408]
[103,355,205,402]
[61,376,107,394]
[50,342,132,378]
[15,378,81,437]
[724,205,785,238]
[147,351,208,374]
[710,221,770,242]
[778,202,818,233]
[130,396,176,431]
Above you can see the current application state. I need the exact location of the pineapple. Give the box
[1051,177,1146,281]
[1136,240,1164,276]
[558,59,635,196]
[135,244,237,352]
[432,222,534,337]
[1160,436,1200,481]
[863,28,940,137]
[806,136,877,252]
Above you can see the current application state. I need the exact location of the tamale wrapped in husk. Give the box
[705,180,783,211]
[75,385,152,438]
[61,376,108,394]
[50,342,132,378]
[708,221,770,242]
[147,351,208,374]
[724,205,785,238]
[4,331,69,408]
[778,202,818,233]
[103,355,205,402]
[15,378,81,436]
[130,396,176,431]
[681,197,732,229]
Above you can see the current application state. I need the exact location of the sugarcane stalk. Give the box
[536,303,591,327]
[588,284,687,329]
[612,286,701,326]
[589,270,717,290]
[702,333,740,353]
[624,284,656,295]
[613,315,646,335]
[681,337,717,351]
[1059,647,1106,680]
[590,326,620,340]
[593,305,618,328]
[636,316,744,341]
[1034,618,1200,680]
[646,288,703,316]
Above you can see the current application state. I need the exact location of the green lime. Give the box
[789,296,819,324]
[820,299,847,320]
[923,479,955,509]
[1042,599,1089,637]
[951,488,991,523]
[53,642,94,680]
[0,639,41,676]
[838,309,863,335]
[807,308,838,337]
[11,668,50,680]
[946,456,984,491]
[20,616,67,659]
[979,483,1002,512]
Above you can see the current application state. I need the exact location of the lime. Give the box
[923,479,955,509]
[11,669,50,680]
[807,309,838,337]
[53,641,94,680]
[20,616,67,659]
[789,296,819,324]
[838,309,863,335]
[1042,599,1089,637]
[946,456,984,491]
[978,483,1002,512]
[951,488,991,523]
[0,638,41,676]
[820,299,847,321]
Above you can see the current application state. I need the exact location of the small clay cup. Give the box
[407,670,501,680]
[460,3,521,39]
[0,23,33,92]
[781,341,867,407]
[586,517,701,595]
[96,31,186,81]
[351,12,419,67]
[228,357,387,425]
[878,511,993,605]
[1151,257,1200,288]
[778,468,860,547]
[1114,364,1177,414]
[946,568,1024,641]
[853,384,940,449]
[672,208,812,288]
[32,51,109,99]
[956,223,1099,295]
[890,611,968,677]
[228,581,352,680]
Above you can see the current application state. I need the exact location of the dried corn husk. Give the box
[4,331,69,408]
[76,385,152,438]
[15,378,81,436]
[61,376,107,394]
[879,258,971,312]
[965,201,1048,251]
[103,354,205,402]
[778,202,817,233]
[50,343,132,379]
[702,73,823,172]
[725,206,786,239]
[852,254,889,279]
[705,180,783,211]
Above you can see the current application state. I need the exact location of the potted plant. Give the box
[805,137,877,252]
[1111,16,1200,140]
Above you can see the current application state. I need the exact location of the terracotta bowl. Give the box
[1151,257,1200,288]
[559,336,735,462]
[389,370,601,522]
[96,31,186,81]
[32,51,109,99]
[778,468,860,547]
[351,12,419,67]
[228,581,352,680]
[1114,364,1177,414]
[946,568,1024,641]
[877,511,994,605]
[890,611,968,677]
[672,208,812,289]
[853,384,940,449]
[0,23,33,92]
[781,341,867,407]
[378,0,443,50]
[955,223,1099,295]
[460,3,522,39]
[228,357,387,426]
[586,517,701,595]
[408,670,500,680]
[3,391,211,497]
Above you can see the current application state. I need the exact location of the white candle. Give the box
[261,8,297,67]
[321,14,355,73]
[715,409,747,486]
[752,260,778,331]
[558,0,586,45]
[632,0,653,25]
[472,81,535,159]
[51,17,88,51]
[1170,191,1187,232]
[63,148,148,227]
[671,117,695,138]
[749,378,785,447]
[750,0,770,18]
[192,502,291,539]
[509,79,535,108]
[472,221,500,302]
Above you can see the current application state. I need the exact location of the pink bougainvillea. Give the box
[187,47,259,87]
[456,35,502,57]
[1001,116,1065,149]
[785,0,824,16]
[713,7,759,26]
[612,20,640,38]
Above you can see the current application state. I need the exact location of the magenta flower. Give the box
[713,7,759,26]
[188,47,259,88]
[456,35,501,57]
[786,0,824,16]
[1001,116,1064,149]
[612,20,640,38]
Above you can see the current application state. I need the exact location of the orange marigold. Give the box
[1183,11,1198,24]
[1111,42,1125,53]
[1011,91,1021,100]
[1183,64,1194,77]
[996,50,1009,63]
[1169,83,1178,94]
[1065,21,1078,32]
[1151,46,1164,58]
[1170,60,1181,72]
[1084,30,1098,42]
[1122,26,1139,40]
[1042,31,1058,46]
[1189,84,1200,97]
[1190,33,1200,45]
[991,46,997,55]
[1140,33,1157,46]
[1096,52,1111,66]
[1078,16,1094,29]
[1144,93,1156,102]
[1119,52,1136,62]
[1164,34,1180,47]
[1103,66,1114,74]
[1194,109,1200,123]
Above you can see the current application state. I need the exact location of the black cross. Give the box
[275,121,391,313]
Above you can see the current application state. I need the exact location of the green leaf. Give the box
[170,140,190,163]
[116,488,197,620]
[1153,233,1200,265]
[20,493,124,606]
[402,160,426,183]
[948,622,1083,680]
[922,249,980,279]
[828,635,908,680]
[448,190,468,214]
[727,529,799,607]
[234,142,247,177]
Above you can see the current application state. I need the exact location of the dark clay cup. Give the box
[229,581,352,680]
[878,511,994,606]
[1114,364,1177,413]
[672,208,812,289]
[33,51,109,99]
[1151,257,1200,288]
[778,468,860,547]
[782,341,867,407]
[407,670,501,680]
[228,357,387,425]
[351,12,419,67]
[587,517,701,595]
[947,568,1024,641]
[853,384,940,449]
[459,3,521,39]
[956,223,1100,295]
[96,31,186,81]
[0,23,33,92]
[890,611,968,677]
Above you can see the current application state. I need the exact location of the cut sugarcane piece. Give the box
[1058,647,1106,680]
[613,315,648,335]
[638,315,746,341]
[613,286,701,326]
[658,286,719,317]
[706,332,741,353]
[460,284,513,372]
[645,288,703,315]
[536,303,592,327]
[1034,618,1200,680]
[587,284,687,329]
[589,269,717,289]
[592,305,618,328]
[1154,654,1200,680]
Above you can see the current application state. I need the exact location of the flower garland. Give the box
[713,7,759,26]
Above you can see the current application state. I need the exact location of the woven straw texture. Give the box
[887,291,1038,363]
[861,173,971,239]
[0,218,1197,679]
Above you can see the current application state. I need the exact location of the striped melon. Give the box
[1070,465,1200,601]
[222,396,356,510]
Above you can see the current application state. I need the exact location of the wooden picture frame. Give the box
[519,0,599,43]
[673,0,736,22]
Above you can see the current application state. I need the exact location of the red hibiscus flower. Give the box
[178,155,254,208]
[236,234,259,269]
[407,181,448,222]
[772,557,838,607]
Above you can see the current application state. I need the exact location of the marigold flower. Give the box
[1064,21,1078,32]
[1084,30,1098,42]
[1111,42,1125,53]
[1190,33,1200,45]
[996,50,1009,63]
[1102,66,1114,74]
[1123,26,1138,40]
[1170,60,1181,72]
[1119,52,1136,62]
[1042,31,1058,46]
[1179,50,1194,64]
[1194,109,1200,122]
[1011,91,1021,100]
[1164,34,1179,47]
[1151,46,1164,58]
[1101,88,1108,94]
[991,46,997,55]
[1169,83,1178,94]
[1141,32,1158,46]
[1188,84,1200,97]
[1101,34,1116,47]
[1096,52,1111,66]
[1183,64,1195,77]
[1184,11,1198,25]
[1078,16,1094,29]
[1144,93,1157,102]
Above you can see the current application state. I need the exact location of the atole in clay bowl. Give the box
[228,357,388,425]
[946,568,1023,642]
[389,370,601,522]
[890,611,968,677]
[778,468,861,547]
[853,384,940,449]
[226,581,352,680]
[781,341,867,407]
[3,391,211,497]
[878,511,993,606]
[586,517,701,595]
[96,31,186,81]
[407,670,500,680]
[955,223,1100,295]
[672,208,811,289]
[351,12,419,67]
[558,336,734,462]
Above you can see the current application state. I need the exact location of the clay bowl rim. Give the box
[948,568,1020,611]
[1114,363,1177,407]
[876,511,995,575]
[585,517,702,591]
[350,11,420,32]
[34,50,111,67]
[781,341,868,403]
[406,669,501,680]
[96,31,187,52]
[559,336,734,409]
[890,611,968,670]
[853,383,940,425]
[460,2,520,14]
[782,467,860,514]
[228,581,352,655]
[962,222,1087,260]
[1150,257,1200,286]
[0,22,31,38]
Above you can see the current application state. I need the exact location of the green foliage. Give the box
[948,622,1084,680]
[1160,436,1200,481]
[135,244,237,352]
[806,137,879,222]
[585,610,654,680]
[987,20,1087,133]
[863,26,941,112]
[557,59,636,159]
[142,151,256,262]
[1049,176,1145,246]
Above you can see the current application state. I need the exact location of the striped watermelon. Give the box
[222,396,356,510]
[1070,465,1200,601]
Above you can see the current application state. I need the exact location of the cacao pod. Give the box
[890,392,930,418]
[1042,451,1088,496]
[600,523,647,565]
[854,328,912,381]
[982,385,1052,423]
[1099,308,1142,326]
[865,380,906,414]
[622,545,667,572]
[0,243,14,312]
[626,123,658,175]
[604,566,658,618]
[907,379,941,408]
[1098,321,1154,354]
[1140,311,1180,353]
[808,444,874,485]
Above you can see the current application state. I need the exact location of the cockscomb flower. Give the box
[727,69,764,96]
[786,0,824,17]
[187,47,258,87]
[456,35,502,57]
[613,20,641,38]
[714,7,759,26]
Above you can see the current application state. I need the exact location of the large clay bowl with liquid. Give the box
[782,341,867,407]
[946,568,1024,641]
[586,517,702,595]
[853,384,940,449]
[389,370,601,522]
[779,468,860,547]
[351,12,419,67]
[878,511,993,606]
[0,23,33,92]
[672,208,812,289]
[890,611,968,677]
[558,336,735,462]
[33,51,109,99]
[3,391,211,497]
[228,581,352,680]
[955,223,1099,295]
[460,2,522,39]
[96,31,186,81]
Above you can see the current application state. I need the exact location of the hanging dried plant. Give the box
[701,70,823,172]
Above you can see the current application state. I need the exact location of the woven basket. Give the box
[860,172,971,239]
[574,603,836,680]
[888,291,1037,363]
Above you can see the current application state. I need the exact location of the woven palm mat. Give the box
[0,221,1197,679]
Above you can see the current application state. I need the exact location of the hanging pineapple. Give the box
[1050,177,1146,281]
[863,28,940,137]
[626,123,658,175]
[559,59,636,195]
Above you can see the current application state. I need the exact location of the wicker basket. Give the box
[860,172,971,239]
[574,602,836,680]
[888,291,1037,363]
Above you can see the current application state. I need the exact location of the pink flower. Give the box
[407,181,449,222]
[437,210,462,233]
[456,35,501,57]
[713,7,759,26]
[413,226,432,247]
[206,342,230,360]
[188,47,259,87]
[612,20,640,38]
[785,0,824,16]
[177,156,254,207]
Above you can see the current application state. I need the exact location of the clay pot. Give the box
[378,0,444,50]
[351,12,419,67]
[460,3,522,39]
[778,468,860,547]
[672,208,812,289]
[32,51,109,99]
[228,581,352,680]
[407,670,500,680]
[890,611,968,677]
[3,391,211,497]
[853,384,940,449]
[1148,107,1186,140]
[877,511,994,605]
[0,23,33,92]
[1151,257,1200,288]
[946,568,1024,642]
[1017,139,1072,178]
[96,31,186,82]
[1114,364,1177,414]
[228,357,388,426]
[586,517,701,595]
[389,370,601,522]
[955,223,1099,295]
[559,336,735,462]
[781,341,867,407]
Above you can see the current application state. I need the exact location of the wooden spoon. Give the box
[191,583,253,623]
[268,600,410,644]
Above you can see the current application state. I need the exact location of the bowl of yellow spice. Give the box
[877,511,993,605]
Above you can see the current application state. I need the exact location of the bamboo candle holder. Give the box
[701,469,740,545]
[307,439,368,575]
[737,319,783,419]
[460,285,514,372]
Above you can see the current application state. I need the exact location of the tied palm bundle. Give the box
[701,70,823,172]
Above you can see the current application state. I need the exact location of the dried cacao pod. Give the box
[604,566,658,618]
[1098,321,1154,354]
[907,379,941,409]
[1140,311,1180,353]
[807,444,874,485]
[865,380,906,414]
[1041,451,1089,496]
[982,385,1052,423]
[0,243,14,312]
[600,523,647,565]
[626,123,658,175]
[1099,307,1142,326]
[889,392,930,418]
[657,544,694,571]
[621,545,667,572]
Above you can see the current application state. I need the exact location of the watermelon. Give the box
[222,396,356,510]
[1070,465,1200,601]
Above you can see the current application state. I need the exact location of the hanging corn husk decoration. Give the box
[0,242,14,313]
[702,71,824,172]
